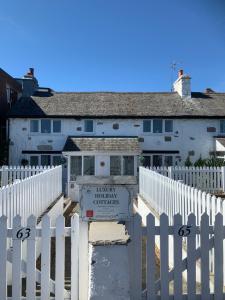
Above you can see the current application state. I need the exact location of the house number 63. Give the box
[16,228,31,241]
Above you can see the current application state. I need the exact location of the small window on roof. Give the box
[84,120,93,132]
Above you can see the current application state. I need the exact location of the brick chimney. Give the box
[173,69,191,99]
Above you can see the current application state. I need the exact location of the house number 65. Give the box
[178,225,192,237]
[16,228,31,241]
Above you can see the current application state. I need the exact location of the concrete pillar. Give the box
[88,222,130,300]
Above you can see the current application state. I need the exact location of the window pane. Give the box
[153,155,162,167]
[165,120,173,132]
[30,156,39,166]
[53,120,61,133]
[143,120,151,132]
[53,156,62,165]
[153,120,162,133]
[30,120,39,132]
[41,155,51,166]
[84,120,93,132]
[143,156,151,168]
[83,156,95,175]
[41,120,51,133]
[123,156,134,175]
[110,156,121,175]
[70,156,82,180]
[220,120,225,133]
[164,156,173,167]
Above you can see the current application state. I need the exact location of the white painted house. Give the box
[8,70,225,195]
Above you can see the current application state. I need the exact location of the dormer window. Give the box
[84,120,93,132]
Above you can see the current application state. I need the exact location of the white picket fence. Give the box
[139,166,224,226]
[150,166,224,194]
[0,213,79,300]
[128,212,225,299]
[0,166,49,187]
[0,166,62,227]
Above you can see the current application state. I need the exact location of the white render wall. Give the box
[9,117,220,165]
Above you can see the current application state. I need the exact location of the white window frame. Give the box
[30,119,62,134]
[84,119,94,133]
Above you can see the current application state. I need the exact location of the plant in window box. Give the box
[21,158,29,166]
[139,155,145,166]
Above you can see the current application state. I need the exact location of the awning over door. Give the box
[63,136,141,153]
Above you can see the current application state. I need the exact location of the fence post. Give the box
[221,166,225,192]
[168,166,173,179]
[1,166,8,187]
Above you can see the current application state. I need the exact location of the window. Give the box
[53,120,61,133]
[52,156,62,165]
[143,120,151,132]
[41,120,51,133]
[110,156,121,175]
[41,155,51,166]
[153,120,162,133]
[153,155,163,167]
[30,120,39,133]
[83,156,95,175]
[70,156,82,180]
[164,156,173,167]
[220,120,225,133]
[84,120,93,132]
[123,156,134,175]
[142,156,151,168]
[30,156,39,166]
[165,120,173,132]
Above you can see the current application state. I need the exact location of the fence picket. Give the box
[0,215,7,299]
[146,213,156,300]
[12,215,22,299]
[174,214,183,300]
[71,213,79,300]
[41,215,51,300]
[26,215,36,300]
[55,215,65,300]
[160,213,169,299]
[187,213,196,300]
[214,213,223,300]
[201,213,210,299]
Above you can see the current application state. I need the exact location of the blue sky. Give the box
[0,0,225,92]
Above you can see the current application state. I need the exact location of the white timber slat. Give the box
[12,215,22,299]
[187,213,196,300]
[160,213,169,299]
[214,213,223,300]
[55,215,65,300]
[41,215,51,300]
[0,215,7,299]
[71,213,79,300]
[173,214,183,300]
[200,213,210,299]
[147,213,156,300]
[26,215,36,300]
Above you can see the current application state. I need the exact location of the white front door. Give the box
[95,155,110,176]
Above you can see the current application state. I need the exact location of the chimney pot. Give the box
[29,68,34,76]
[178,69,183,77]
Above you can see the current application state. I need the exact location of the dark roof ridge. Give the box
[50,91,177,95]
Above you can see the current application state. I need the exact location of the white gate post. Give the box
[79,219,89,300]
[1,166,8,187]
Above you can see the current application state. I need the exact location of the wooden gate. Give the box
[0,214,79,300]
[127,212,225,299]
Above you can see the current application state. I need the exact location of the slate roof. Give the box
[63,136,141,152]
[8,91,225,118]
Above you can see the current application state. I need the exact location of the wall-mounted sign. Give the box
[80,185,132,221]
